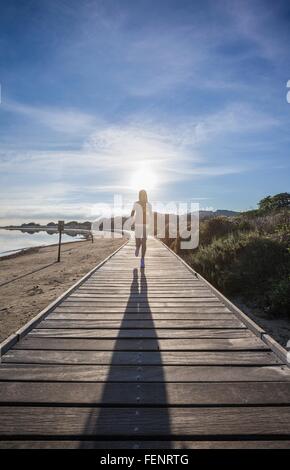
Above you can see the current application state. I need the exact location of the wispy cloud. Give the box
[220,0,288,62]
[187,104,279,144]
[0,101,276,209]
[2,100,97,135]
[165,165,248,177]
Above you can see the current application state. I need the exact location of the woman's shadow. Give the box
[80,267,171,448]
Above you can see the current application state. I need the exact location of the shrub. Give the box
[258,193,290,212]
[239,209,290,236]
[268,277,290,316]
[160,197,290,317]
[189,232,290,313]
[199,217,236,246]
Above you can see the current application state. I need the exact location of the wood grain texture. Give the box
[1,382,289,405]
[13,336,268,351]
[1,406,290,436]
[1,440,290,449]
[0,365,289,382]
[2,350,280,365]
[53,305,231,313]
[0,237,288,448]
[47,312,235,320]
[37,319,245,329]
[26,328,261,339]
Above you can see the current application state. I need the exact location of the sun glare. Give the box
[129,166,158,191]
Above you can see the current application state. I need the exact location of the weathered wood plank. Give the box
[0,382,290,406]
[47,312,235,320]
[90,275,195,280]
[0,382,289,405]
[63,299,221,305]
[78,286,208,291]
[0,364,289,382]
[54,305,230,313]
[70,292,216,298]
[13,337,267,351]
[2,350,280,365]
[37,319,245,329]
[85,282,204,286]
[1,406,290,436]
[1,440,289,449]
[27,328,254,338]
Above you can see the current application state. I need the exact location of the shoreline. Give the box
[0,236,125,343]
[0,228,126,260]
[1,225,90,231]
[0,237,88,261]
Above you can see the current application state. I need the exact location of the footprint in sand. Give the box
[27,285,44,296]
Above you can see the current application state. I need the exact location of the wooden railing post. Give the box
[57,220,64,262]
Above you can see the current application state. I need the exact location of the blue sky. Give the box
[0,0,290,223]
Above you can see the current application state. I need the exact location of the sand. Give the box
[233,298,290,349]
[0,236,126,343]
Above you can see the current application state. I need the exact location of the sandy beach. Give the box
[0,236,126,343]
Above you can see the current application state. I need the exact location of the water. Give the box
[0,228,87,257]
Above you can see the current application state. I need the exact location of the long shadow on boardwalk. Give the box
[80,267,171,448]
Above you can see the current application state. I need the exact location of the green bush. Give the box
[160,195,290,317]
[268,276,290,316]
[199,216,251,246]
[189,232,290,314]
[199,217,235,246]
[239,209,290,237]
[258,193,290,212]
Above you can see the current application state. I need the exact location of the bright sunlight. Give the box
[129,165,158,191]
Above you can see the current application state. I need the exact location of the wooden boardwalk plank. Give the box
[0,365,289,382]
[1,406,290,437]
[1,382,289,405]
[70,292,217,299]
[1,441,289,449]
[0,236,289,448]
[37,319,245,329]
[26,328,262,339]
[78,286,209,291]
[3,348,279,365]
[53,305,230,313]
[62,299,222,305]
[2,350,280,366]
[13,337,268,351]
[47,312,236,320]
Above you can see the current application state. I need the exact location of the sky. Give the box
[0,0,290,224]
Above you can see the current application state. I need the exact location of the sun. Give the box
[129,166,158,191]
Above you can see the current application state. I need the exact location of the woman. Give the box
[131,189,152,268]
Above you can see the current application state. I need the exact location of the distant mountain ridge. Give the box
[199,209,240,219]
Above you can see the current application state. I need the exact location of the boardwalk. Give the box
[0,237,290,449]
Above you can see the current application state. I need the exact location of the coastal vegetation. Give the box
[163,193,290,317]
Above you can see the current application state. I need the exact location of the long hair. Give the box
[138,189,148,206]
